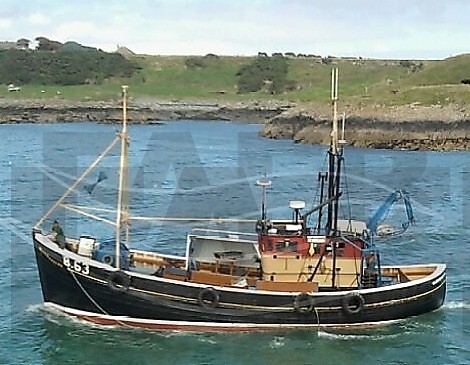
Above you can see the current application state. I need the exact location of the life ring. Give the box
[293,292,314,313]
[102,255,113,265]
[342,292,365,315]
[198,287,219,308]
[107,270,130,292]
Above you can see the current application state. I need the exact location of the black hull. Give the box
[34,232,446,331]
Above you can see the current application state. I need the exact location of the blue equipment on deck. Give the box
[367,190,415,237]
[93,239,130,269]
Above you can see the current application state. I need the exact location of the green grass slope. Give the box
[1,53,469,107]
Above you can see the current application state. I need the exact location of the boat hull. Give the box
[34,231,446,331]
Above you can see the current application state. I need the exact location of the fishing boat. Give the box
[33,72,446,331]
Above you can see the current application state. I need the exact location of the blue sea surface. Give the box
[1,121,468,365]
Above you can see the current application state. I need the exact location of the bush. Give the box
[236,55,291,93]
[185,57,207,69]
[0,48,140,85]
[399,60,423,72]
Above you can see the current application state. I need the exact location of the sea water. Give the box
[1,121,468,365]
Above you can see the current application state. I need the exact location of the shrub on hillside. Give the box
[399,60,423,72]
[185,57,207,69]
[236,55,291,93]
[0,48,140,85]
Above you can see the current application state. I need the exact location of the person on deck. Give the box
[52,220,66,249]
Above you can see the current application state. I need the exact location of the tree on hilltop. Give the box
[35,37,63,51]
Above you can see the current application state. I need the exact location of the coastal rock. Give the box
[0,99,286,124]
[260,104,470,151]
[1,98,469,150]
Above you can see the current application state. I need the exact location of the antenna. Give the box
[289,200,305,224]
[256,177,272,222]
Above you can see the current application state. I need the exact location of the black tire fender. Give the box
[198,287,219,308]
[102,255,113,265]
[293,292,314,313]
[342,292,365,315]
[108,270,130,292]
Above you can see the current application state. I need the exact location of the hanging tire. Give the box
[102,255,113,265]
[108,270,130,292]
[342,292,365,315]
[293,292,314,313]
[198,287,219,308]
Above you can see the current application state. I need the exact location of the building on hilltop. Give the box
[116,45,135,57]
[0,41,17,50]
[0,39,30,50]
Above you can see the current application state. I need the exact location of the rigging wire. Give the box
[308,151,329,228]
[341,156,353,221]
[71,272,109,315]
[70,272,135,328]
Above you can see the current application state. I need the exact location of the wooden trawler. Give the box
[33,73,446,331]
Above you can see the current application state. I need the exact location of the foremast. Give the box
[34,89,130,232]
[115,85,130,269]
[34,85,131,270]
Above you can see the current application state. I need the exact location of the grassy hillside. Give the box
[1,53,469,107]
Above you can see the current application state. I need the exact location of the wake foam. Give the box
[317,330,401,341]
[25,303,45,314]
[442,301,470,310]
[269,336,285,348]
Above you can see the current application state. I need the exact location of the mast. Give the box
[329,68,342,289]
[115,85,130,269]
[326,68,340,235]
[316,172,327,234]
[331,68,339,156]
